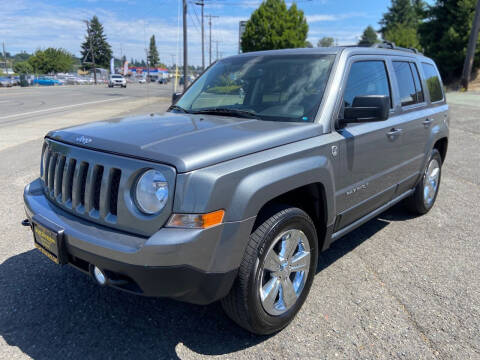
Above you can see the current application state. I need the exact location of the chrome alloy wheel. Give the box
[259,229,311,316]
[423,158,440,208]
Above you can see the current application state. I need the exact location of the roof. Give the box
[228,43,430,61]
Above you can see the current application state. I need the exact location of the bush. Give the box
[13,61,33,74]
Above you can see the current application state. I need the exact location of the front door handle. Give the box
[387,128,403,138]
[423,118,434,127]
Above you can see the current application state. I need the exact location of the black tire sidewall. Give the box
[247,208,318,334]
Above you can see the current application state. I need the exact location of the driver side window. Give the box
[343,60,391,111]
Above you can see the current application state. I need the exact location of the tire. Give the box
[406,148,442,215]
[221,206,318,335]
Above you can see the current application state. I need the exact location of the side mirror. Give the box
[341,95,390,125]
[172,92,182,104]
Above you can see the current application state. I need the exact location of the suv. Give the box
[23,45,448,335]
[108,74,126,88]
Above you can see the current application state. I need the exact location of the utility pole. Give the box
[84,20,97,84]
[183,0,188,88]
[195,0,205,70]
[461,0,480,90]
[216,40,219,61]
[2,42,7,74]
[145,48,150,80]
[206,15,219,65]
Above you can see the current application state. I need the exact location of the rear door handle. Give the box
[423,118,434,127]
[387,128,403,138]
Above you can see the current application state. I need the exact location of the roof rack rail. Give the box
[374,41,421,54]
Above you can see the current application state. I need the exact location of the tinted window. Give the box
[422,63,444,102]
[343,61,391,108]
[393,61,417,106]
[409,63,424,103]
[176,54,335,122]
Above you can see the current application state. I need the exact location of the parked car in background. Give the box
[0,77,13,87]
[138,78,146,84]
[33,77,64,86]
[108,74,127,88]
[10,76,20,86]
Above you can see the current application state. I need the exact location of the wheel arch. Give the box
[433,137,448,163]
[252,182,330,253]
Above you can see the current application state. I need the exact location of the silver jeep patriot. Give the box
[23,44,448,335]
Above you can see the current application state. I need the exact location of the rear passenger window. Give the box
[409,63,424,103]
[393,61,422,106]
[343,61,391,108]
[422,63,444,102]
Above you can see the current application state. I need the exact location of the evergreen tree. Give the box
[419,0,480,82]
[380,0,425,49]
[148,35,160,67]
[380,0,421,34]
[358,26,379,46]
[241,0,308,52]
[80,16,112,69]
[317,37,334,47]
[384,23,421,48]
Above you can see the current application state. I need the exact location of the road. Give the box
[0,88,479,359]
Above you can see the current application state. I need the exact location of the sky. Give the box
[0,0,393,66]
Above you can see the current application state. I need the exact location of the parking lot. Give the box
[0,87,479,359]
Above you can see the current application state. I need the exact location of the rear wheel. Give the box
[406,149,442,215]
[221,206,318,334]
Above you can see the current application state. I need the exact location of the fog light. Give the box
[93,266,107,286]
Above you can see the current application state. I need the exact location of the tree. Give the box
[80,16,112,69]
[13,61,33,74]
[384,23,421,48]
[241,0,308,52]
[380,0,424,34]
[305,41,313,48]
[358,26,379,46]
[28,48,74,74]
[419,0,480,82]
[317,37,335,47]
[380,0,424,49]
[148,35,160,67]
[13,51,31,62]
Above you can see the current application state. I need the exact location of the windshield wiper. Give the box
[191,108,257,119]
[168,104,190,113]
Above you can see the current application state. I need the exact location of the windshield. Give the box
[111,75,122,78]
[174,54,335,122]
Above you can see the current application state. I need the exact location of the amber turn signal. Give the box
[166,210,225,229]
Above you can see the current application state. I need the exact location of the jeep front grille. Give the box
[42,146,122,223]
[40,138,176,237]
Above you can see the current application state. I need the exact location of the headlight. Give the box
[135,170,169,214]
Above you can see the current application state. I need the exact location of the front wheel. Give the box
[406,148,442,215]
[221,206,318,334]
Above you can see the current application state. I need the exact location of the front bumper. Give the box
[24,178,255,304]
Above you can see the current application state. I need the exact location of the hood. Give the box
[47,113,322,173]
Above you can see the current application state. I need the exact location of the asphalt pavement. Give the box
[0,87,479,360]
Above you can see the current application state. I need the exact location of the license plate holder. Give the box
[31,215,67,265]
